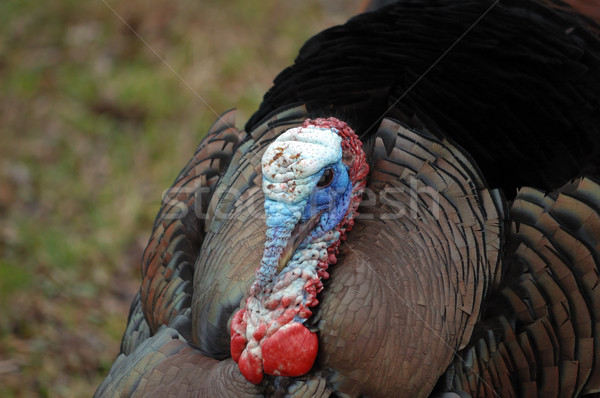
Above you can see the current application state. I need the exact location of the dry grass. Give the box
[0,1,360,396]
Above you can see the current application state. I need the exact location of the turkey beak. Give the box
[276,211,324,274]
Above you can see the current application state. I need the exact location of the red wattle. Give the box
[262,322,318,377]
[230,309,247,362]
[238,349,264,384]
[230,333,247,363]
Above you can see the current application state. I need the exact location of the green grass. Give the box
[0,0,359,396]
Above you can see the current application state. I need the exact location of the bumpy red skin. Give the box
[230,309,247,363]
[231,118,368,384]
[262,323,319,376]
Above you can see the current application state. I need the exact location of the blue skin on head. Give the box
[301,161,352,240]
[257,156,352,287]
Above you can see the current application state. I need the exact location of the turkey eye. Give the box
[317,168,334,188]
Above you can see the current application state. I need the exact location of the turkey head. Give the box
[230,117,368,384]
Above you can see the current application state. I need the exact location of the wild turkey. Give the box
[95,0,600,396]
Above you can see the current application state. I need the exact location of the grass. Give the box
[0,0,361,396]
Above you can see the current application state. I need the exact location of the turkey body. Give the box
[96,0,600,397]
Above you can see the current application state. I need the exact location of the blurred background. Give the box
[0,0,361,396]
